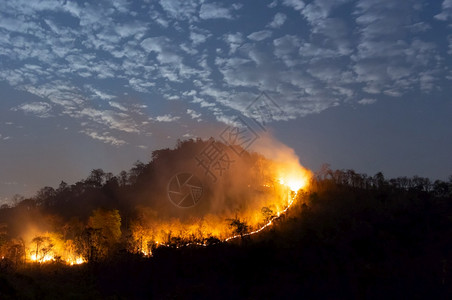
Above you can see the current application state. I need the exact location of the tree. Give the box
[86,169,106,187]
[433,180,450,198]
[88,209,122,257]
[11,194,24,206]
[118,171,129,187]
[261,207,274,223]
[128,161,146,185]
[373,172,386,189]
[77,227,103,262]
[227,217,249,240]
[56,181,68,193]
[35,186,57,206]
[31,236,52,262]
[7,239,25,266]
[316,163,331,181]
[32,236,44,261]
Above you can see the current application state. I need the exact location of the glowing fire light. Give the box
[278,172,309,193]
[30,253,55,263]
[21,155,312,265]
[159,172,311,245]
[224,175,303,242]
[28,251,85,265]
[29,253,86,265]
[67,256,85,265]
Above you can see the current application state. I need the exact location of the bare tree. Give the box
[227,217,249,240]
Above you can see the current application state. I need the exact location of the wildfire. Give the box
[277,162,311,193]
[28,252,85,265]
[25,232,87,265]
[67,256,85,265]
[225,173,308,242]
[17,143,312,265]
[126,156,313,253]
[30,253,55,263]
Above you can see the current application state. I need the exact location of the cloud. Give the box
[85,85,116,100]
[114,21,149,38]
[77,108,140,133]
[159,0,199,21]
[199,2,234,19]
[1,0,451,143]
[448,35,452,55]
[109,101,128,112]
[186,109,202,120]
[435,0,452,21]
[358,98,377,105]
[141,36,183,65]
[273,35,301,66]
[247,30,272,41]
[155,114,180,122]
[182,133,195,138]
[80,129,127,146]
[268,12,287,28]
[224,33,243,54]
[282,0,305,11]
[12,102,52,118]
[352,0,442,95]
[189,26,211,45]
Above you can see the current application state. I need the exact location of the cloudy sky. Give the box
[1,0,452,203]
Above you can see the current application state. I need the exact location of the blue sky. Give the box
[1,0,452,203]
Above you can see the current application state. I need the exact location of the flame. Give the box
[127,157,313,251]
[225,177,302,242]
[277,163,311,193]
[29,252,86,265]
[67,256,85,265]
[26,233,87,265]
[19,145,312,265]
[30,252,55,263]
[152,172,310,245]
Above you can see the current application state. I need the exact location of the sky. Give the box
[1,0,452,204]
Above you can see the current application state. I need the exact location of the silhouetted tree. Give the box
[261,207,274,223]
[228,217,249,240]
[86,169,106,187]
[88,209,122,257]
[118,171,128,187]
[31,236,52,262]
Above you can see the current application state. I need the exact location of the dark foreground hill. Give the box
[1,168,452,299]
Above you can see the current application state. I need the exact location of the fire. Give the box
[28,251,85,265]
[22,165,311,265]
[16,140,312,265]
[277,161,311,193]
[279,175,308,193]
[25,232,87,265]
[126,155,313,251]
[30,252,55,263]
[225,172,310,242]
[29,252,85,265]
[67,256,85,265]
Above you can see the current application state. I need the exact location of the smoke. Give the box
[130,135,312,245]
[0,136,312,261]
[251,133,312,191]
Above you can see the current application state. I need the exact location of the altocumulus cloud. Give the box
[12,102,52,118]
[0,0,450,146]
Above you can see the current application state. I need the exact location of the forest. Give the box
[0,138,451,299]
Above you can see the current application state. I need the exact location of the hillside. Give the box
[0,140,451,299]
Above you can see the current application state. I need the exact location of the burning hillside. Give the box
[0,138,312,265]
